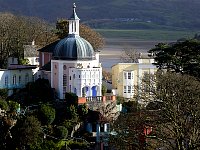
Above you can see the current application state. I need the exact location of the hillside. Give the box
[0,0,200,30]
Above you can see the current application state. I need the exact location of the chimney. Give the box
[32,40,35,46]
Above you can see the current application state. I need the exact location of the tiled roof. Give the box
[38,40,59,53]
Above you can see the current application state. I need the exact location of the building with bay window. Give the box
[111,58,157,99]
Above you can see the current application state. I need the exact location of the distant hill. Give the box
[0,0,200,30]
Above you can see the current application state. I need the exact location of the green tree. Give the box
[30,140,57,150]
[149,39,200,79]
[8,100,20,112]
[102,84,107,96]
[0,89,8,99]
[77,104,88,119]
[54,126,68,139]
[62,120,73,130]
[38,104,56,125]
[0,99,8,111]
[69,105,78,122]
[56,19,104,50]
[19,58,30,65]
[65,92,78,107]
[12,115,42,149]
[25,78,55,104]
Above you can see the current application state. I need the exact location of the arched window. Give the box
[63,65,66,70]
[19,76,21,84]
[5,76,8,86]
[13,75,16,85]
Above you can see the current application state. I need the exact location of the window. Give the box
[70,76,71,80]
[19,76,21,84]
[13,75,16,85]
[74,22,76,32]
[100,124,104,132]
[5,76,8,86]
[63,74,67,86]
[73,74,75,79]
[63,87,66,99]
[128,86,131,93]
[63,65,66,70]
[25,74,29,84]
[63,87,66,94]
[35,58,39,62]
[124,72,127,79]
[132,86,134,93]
[124,86,127,93]
[128,72,131,79]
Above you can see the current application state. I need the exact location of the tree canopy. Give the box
[0,13,56,68]
[153,72,200,149]
[12,115,42,149]
[149,39,200,79]
[38,104,56,125]
[111,72,200,149]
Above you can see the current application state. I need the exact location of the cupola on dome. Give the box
[53,3,95,60]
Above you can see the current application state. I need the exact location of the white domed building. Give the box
[39,4,102,100]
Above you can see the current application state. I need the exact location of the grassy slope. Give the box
[96,29,200,41]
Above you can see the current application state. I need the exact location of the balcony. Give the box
[78,95,116,105]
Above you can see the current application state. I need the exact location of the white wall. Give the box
[0,69,34,90]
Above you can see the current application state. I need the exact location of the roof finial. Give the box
[73,3,76,9]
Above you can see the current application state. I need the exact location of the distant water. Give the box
[99,38,173,71]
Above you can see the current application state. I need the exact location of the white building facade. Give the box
[50,4,102,99]
[0,67,35,95]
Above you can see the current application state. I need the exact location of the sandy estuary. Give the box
[99,38,173,71]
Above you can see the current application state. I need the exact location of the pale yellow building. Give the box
[112,58,157,99]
